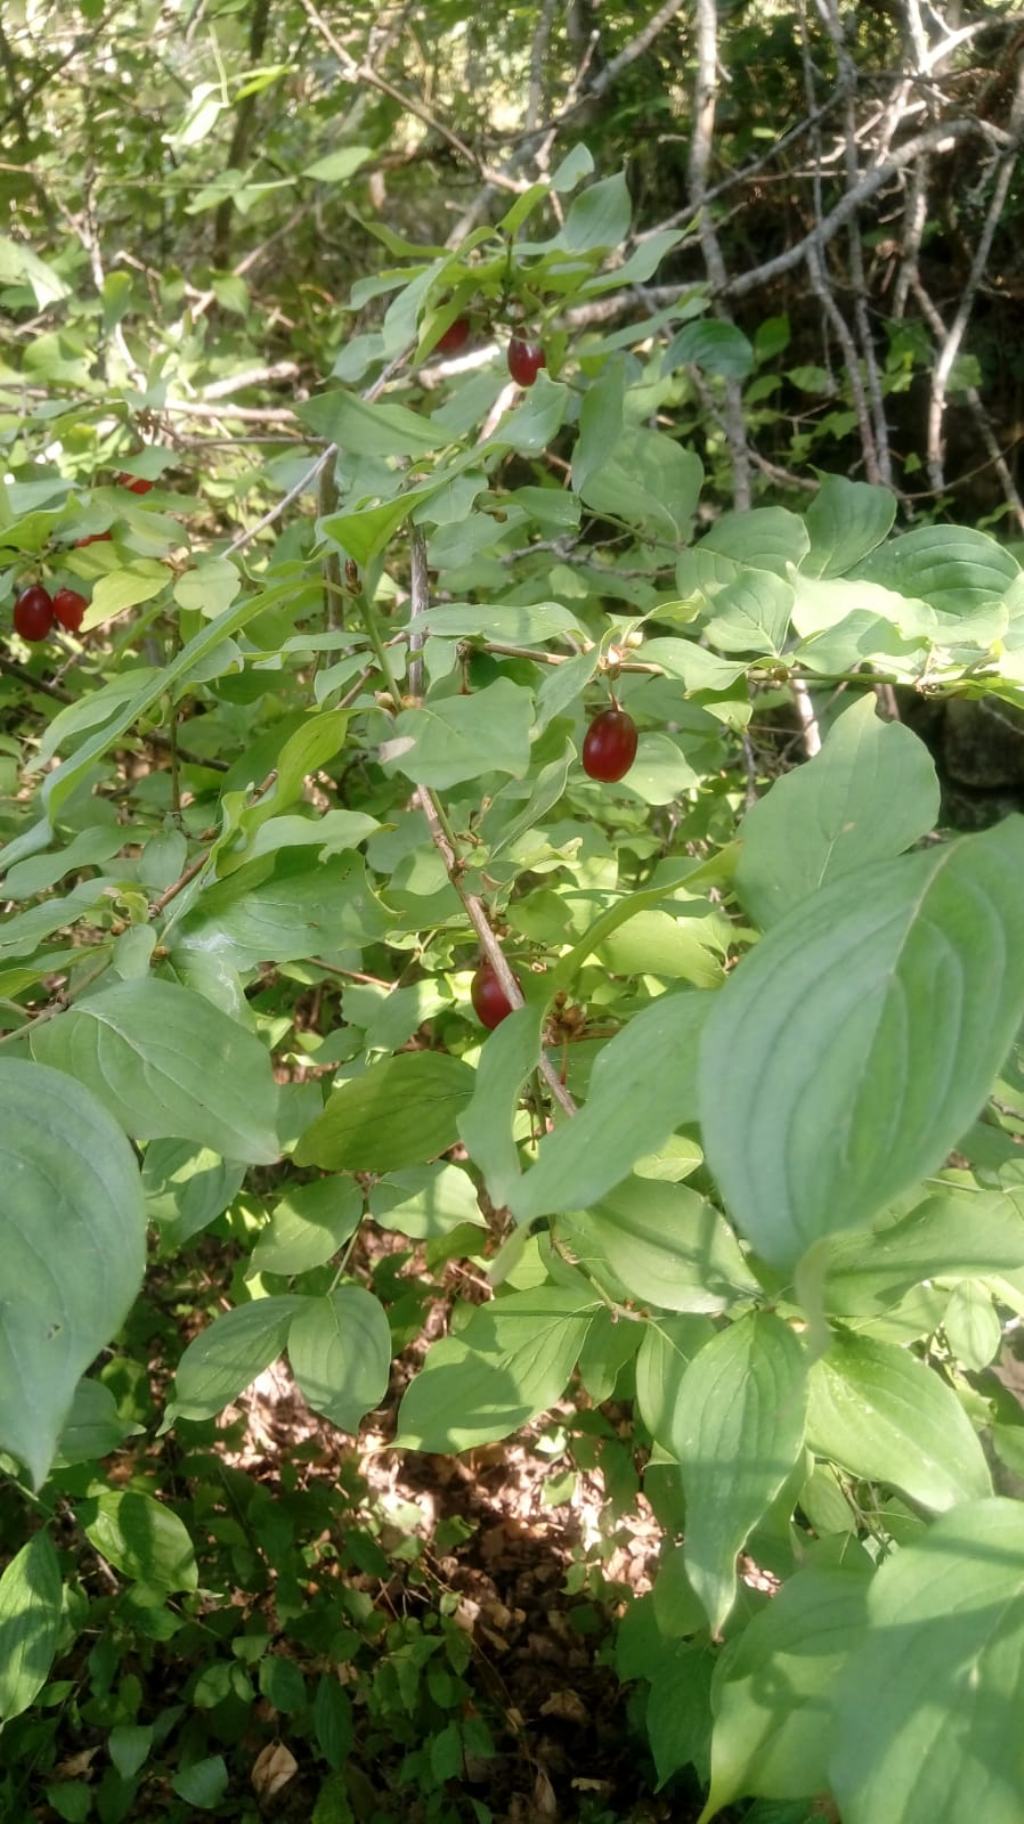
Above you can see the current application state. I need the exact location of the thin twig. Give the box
[407,526,429,700]
[297,0,523,192]
[415,784,577,1120]
[925,64,1024,497]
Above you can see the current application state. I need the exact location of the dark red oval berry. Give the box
[582,707,639,783]
[53,587,88,633]
[118,473,153,494]
[507,338,546,387]
[437,316,471,356]
[13,585,54,643]
[471,960,518,1030]
[74,532,112,548]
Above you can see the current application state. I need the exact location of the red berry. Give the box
[471,960,518,1030]
[582,707,639,783]
[13,585,54,643]
[118,473,153,494]
[53,587,88,633]
[437,316,470,356]
[74,532,112,548]
[507,338,546,387]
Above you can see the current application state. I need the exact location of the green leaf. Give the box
[700,1559,871,1819]
[173,557,241,618]
[395,1288,597,1451]
[550,142,594,192]
[486,373,568,454]
[735,695,940,928]
[246,810,379,864]
[831,1498,1024,1824]
[578,228,684,296]
[825,1189,1024,1318]
[314,1676,354,1768]
[172,1756,228,1810]
[801,475,897,578]
[295,1051,475,1172]
[81,1490,197,1591]
[299,389,444,456]
[0,1059,145,1487]
[641,639,747,695]
[485,745,576,855]
[559,1176,758,1314]
[321,486,437,565]
[579,429,703,543]
[557,171,631,251]
[647,1644,715,1788]
[382,679,533,788]
[260,1654,307,1712]
[596,909,724,987]
[3,827,128,902]
[693,506,810,578]
[173,1297,304,1420]
[32,979,280,1165]
[666,319,754,379]
[217,710,350,870]
[700,819,1024,1269]
[176,853,387,969]
[943,1281,1002,1370]
[109,1722,153,1780]
[17,577,320,845]
[288,1287,391,1432]
[510,993,711,1225]
[674,1313,808,1634]
[703,567,794,655]
[34,669,162,768]
[415,601,584,646]
[56,1378,133,1465]
[620,733,699,805]
[635,1315,716,1452]
[251,1178,363,1276]
[84,563,170,628]
[572,357,626,494]
[856,525,1019,622]
[0,1533,63,1722]
[143,1141,246,1253]
[368,1164,485,1239]
[0,235,70,306]
[304,146,372,182]
[806,1333,991,1511]
[457,1003,547,1207]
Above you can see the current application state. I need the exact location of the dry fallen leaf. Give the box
[540,1688,588,1724]
[532,1765,558,1819]
[251,1741,298,1803]
[55,1748,98,1779]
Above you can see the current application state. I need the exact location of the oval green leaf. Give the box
[700,818,1024,1269]
[0,1058,146,1487]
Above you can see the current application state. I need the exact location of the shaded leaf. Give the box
[0,1059,145,1487]
[675,1313,808,1633]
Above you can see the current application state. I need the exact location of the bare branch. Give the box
[407,526,429,699]
[925,64,1024,497]
[689,0,751,509]
[297,0,525,193]
[589,0,687,98]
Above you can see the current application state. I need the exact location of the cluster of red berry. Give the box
[9,473,155,644]
[436,317,547,389]
[13,584,88,641]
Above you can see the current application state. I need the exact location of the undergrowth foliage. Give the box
[4,126,1024,1824]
